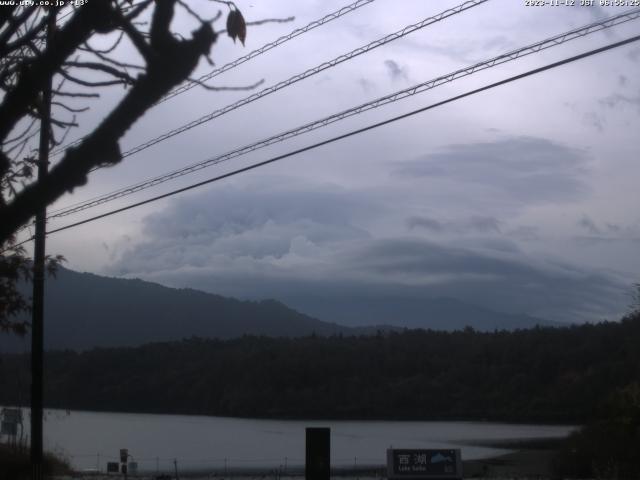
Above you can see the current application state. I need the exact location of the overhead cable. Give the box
[160,0,379,103]
[50,0,490,161]
[50,0,379,155]
[15,33,635,247]
[47,7,640,220]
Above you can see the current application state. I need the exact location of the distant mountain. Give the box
[282,294,561,331]
[0,267,558,352]
[1,267,348,352]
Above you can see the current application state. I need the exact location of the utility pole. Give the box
[31,9,55,480]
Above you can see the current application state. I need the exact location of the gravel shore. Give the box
[52,447,557,480]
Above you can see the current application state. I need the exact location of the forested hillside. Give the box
[2,267,349,352]
[2,267,557,353]
[1,313,638,423]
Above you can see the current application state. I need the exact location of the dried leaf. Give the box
[235,9,246,46]
[226,8,246,46]
[226,9,238,43]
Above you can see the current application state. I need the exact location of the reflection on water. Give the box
[18,409,574,472]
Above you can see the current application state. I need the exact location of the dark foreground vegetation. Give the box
[1,312,639,423]
[1,313,639,477]
[551,381,640,479]
[0,444,70,480]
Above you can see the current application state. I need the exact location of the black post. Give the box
[305,427,330,480]
[30,10,55,480]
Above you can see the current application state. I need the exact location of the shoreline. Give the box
[3,404,580,425]
[52,443,560,479]
[461,438,561,478]
[462,449,556,479]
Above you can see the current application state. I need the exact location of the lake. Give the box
[17,409,575,473]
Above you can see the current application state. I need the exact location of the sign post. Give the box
[387,449,462,480]
[120,449,129,480]
[1,408,23,446]
[306,427,330,480]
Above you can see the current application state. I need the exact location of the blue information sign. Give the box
[387,449,462,479]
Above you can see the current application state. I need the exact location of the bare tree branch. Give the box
[114,9,155,63]
[0,5,39,54]
[245,17,295,27]
[83,48,145,71]
[0,0,219,243]
[51,101,90,113]
[52,90,100,98]
[0,2,283,332]
[81,31,125,55]
[191,77,264,91]
[59,68,131,88]
[0,2,118,142]
[64,60,137,84]
[1,13,48,57]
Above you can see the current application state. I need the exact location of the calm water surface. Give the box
[22,409,575,472]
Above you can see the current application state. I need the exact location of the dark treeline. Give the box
[1,313,639,423]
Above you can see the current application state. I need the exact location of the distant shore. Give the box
[461,437,562,478]
[51,439,562,479]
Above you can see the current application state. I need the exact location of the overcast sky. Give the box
[25,0,640,324]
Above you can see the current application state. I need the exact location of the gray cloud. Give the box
[25,1,636,332]
[586,5,614,37]
[407,215,501,234]
[599,91,640,113]
[384,59,408,82]
[357,77,376,93]
[113,234,626,325]
[110,181,374,274]
[107,180,627,325]
[507,225,540,242]
[626,47,640,63]
[393,136,591,204]
[582,111,605,132]
[467,216,501,234]
[574,235,617,246]
[565,101,606,132]
[586,4,608,20]
[578,215,601,235]
[606,223,622,233]
[481,35,515,52]
[407,216,443,233]
[573,218,640,246]
[341,238,626,322]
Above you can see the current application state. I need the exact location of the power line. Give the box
[14,33,636,246]
[160,0,378,104]
[118,0,489,159]
[47,0,494,217]
[46,7,640,220]
[51,0,490,163]
[50,0,379,156]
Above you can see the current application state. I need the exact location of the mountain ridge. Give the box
[1,266,559,352]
